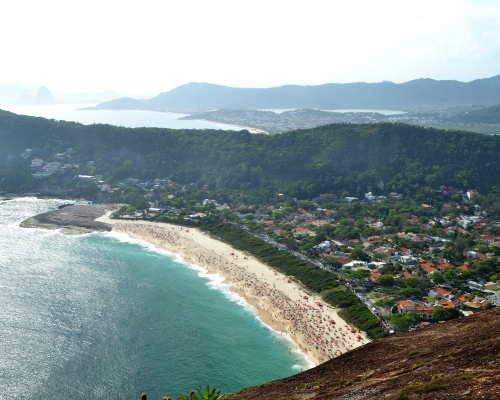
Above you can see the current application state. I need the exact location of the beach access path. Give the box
[97,213,370,366]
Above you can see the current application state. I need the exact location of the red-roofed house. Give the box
[429,287,452,299]
[370,269,381,282]
[397,300,435,320]
[437,261,453,271]
[455,294,470,307]
[421,264,437,275]
[402,271,413,279]
[437,300,455,309]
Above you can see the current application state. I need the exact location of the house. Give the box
[402,271,413,279]
[421,203,432,210]
[436,261,453,271]
[31,158,44,168]
[487,293,500,307]
[365,192,376,201]
[455,294,470,307]
[467,189,479,200]
[463,296,490,310]
[401,255,417,264]
[21,149,33,158]
[397,300,435,320]
[428,287,452,299]
[458,218,472,229]
[436,299,455,309]
[342,260,368,270]
[479,235,500,246]
[292,228,313,237]
[421,265,438,275]
[370,269,381,282]
[78,175,95,181]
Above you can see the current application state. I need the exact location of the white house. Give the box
[31,158,44,168]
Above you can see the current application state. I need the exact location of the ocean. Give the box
[0,198,309,399]
[0,104,256,132]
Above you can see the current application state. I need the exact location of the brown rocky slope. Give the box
[226,308,500,400]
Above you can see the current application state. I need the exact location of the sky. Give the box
[1,0,499,96]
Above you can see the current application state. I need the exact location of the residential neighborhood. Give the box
[16,143,500,334]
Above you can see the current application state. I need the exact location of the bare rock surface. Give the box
[226,308,500,400]
[21,205,111,232]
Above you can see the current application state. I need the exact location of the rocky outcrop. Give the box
[21,205,110,232]
[226,308,500,399]
[15,85,57,105]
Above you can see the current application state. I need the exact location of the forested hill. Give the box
[96,75,500,111]
[454,104,500,124]
[1,109,500,198]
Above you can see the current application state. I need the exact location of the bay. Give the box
[0,104,258,132]
[0,198,309,399]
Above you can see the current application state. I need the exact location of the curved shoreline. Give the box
[97,214,370,366]
[194,119,270,135]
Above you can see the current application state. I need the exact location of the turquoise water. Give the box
[0,198,309,399]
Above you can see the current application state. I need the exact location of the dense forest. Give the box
[1,109,500,200]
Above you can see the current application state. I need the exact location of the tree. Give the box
[349,247,371,262]
[432,307,449,321]
[433,307,460,321]
[396,287,422,297]
[178,386,221,400]
[378,275,395,287]
[431,271,445,284]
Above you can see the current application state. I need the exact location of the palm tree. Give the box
[178,386,221,400]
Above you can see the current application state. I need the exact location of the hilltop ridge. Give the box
[95,75,500,112]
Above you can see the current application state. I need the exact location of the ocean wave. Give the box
[101,230,186,263]
[99,229,313,369]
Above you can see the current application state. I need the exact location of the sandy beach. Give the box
[97,213,369,366]
[195,119,270,135]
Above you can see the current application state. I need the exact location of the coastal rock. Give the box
[21,205,111,232]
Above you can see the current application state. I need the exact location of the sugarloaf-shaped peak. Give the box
[15,85,57,105]
[36,86,56,104]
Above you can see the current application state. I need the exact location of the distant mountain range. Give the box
[95,75,500,112]
[0,82,122,105]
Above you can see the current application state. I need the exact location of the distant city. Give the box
[182,105,497,135]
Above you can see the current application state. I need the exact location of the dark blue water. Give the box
[0,198,308,399]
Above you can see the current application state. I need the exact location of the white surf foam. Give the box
[101,228,314,369]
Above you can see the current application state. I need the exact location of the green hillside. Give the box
[1,109,500,198]
[454,104,500,124]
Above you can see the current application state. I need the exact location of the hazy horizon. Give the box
[1,0,499,96]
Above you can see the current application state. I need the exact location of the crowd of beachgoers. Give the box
[105,219,369,365]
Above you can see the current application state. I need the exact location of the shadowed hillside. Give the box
[96,75,500,112]
[1,110,500,198]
